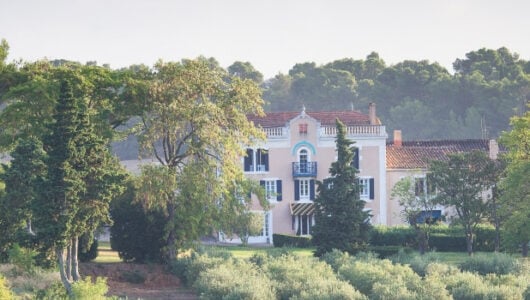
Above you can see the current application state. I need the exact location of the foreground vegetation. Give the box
[173,247,530,299]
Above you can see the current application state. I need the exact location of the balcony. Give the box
[292,162,317,177]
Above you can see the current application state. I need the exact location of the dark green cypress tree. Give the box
[312,119,371,256]
[34,78,84,292]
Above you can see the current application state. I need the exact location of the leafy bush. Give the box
[459,252,522,275]
[273,234,312,248]
[8,243,36,275]
[263,254,365,300]
[442,271,523,300]
[35,281,67,300]
[109,181,166,263]
[371,225,498,252]
[370,225,415,247]
[390,249,441,276]
[172,252,228,286]
[0,275,14,300]
[70,277,108,300]
[194,260,275,300]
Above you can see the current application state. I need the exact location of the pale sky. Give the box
[1,0,529,78]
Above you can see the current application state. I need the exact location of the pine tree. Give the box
[312,119,371,256]
[34,78,83,293]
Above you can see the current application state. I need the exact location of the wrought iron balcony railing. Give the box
[292,162,317,177]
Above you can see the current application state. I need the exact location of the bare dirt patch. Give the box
[81,262,197,300]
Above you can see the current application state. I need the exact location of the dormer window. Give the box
[299,123,308,135]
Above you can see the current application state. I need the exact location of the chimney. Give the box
[394,130,402,147]
[489,139,499,160]
[369,103,377,125]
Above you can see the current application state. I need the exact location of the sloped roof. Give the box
[386,140,491,169]
[247,110,371,127]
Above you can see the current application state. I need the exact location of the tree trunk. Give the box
[66,244,72,281]
[465,229,474,256]
[166,202,177,261]
[522,241,529,257]
[56,247,72,295]
[415,226,426,255]
[71,237,80,281]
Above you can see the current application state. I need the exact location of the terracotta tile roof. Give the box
[387,140,490,169]
[247,110,371,127]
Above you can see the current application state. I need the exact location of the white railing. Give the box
[263,127,286,138]
[320,125,387,137]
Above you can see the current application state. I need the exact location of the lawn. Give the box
[94,241,121,263]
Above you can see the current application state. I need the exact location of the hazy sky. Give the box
[1,0,529,78]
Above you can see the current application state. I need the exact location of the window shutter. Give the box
[353,148,360,170]
[369,178,375,200]
[426,173,436,194]
[244,149,253,171]
[294,180,300,201]
[263,150,269,171]
[310,179,315,200]
[276,180,282,201]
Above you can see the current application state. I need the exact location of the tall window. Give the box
[294,179,315,201]
[244,148,269,172]
[415,177,426,197]
[359,177,375,200]
[299,149,308,173]
[260,179,282,201]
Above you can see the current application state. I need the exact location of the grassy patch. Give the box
[94,241,121,263]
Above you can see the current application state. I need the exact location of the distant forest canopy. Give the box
[1,40,529,141]
[258,48,530,141]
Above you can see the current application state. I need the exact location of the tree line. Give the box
[258,48,529,140]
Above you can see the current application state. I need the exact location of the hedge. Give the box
[370,225,497,252]
[272,234,312,248]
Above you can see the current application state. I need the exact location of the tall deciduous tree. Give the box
[429,151,497,255]
[132,58,265,261]
[312,119,371,256]
[391,174,438,254]
[499,109,530,257]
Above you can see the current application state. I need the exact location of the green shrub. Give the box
[273,234,312,248]
[320,249,353,272]
[8,243,36,275]
[110,181,166,263]
[70,277,108,300]
[35,281,68,300]
[0,275,14,300]
[429,234,466,252]
[446,271,522,300]
[264,254,365,300]
[390,249,441,276]
[175,253,229,286]
[194,260,275,300]
[459,252,522,275]
[370,226,415,247]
